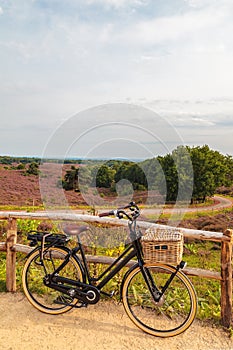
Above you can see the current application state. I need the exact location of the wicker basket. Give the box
[141,227,183,265]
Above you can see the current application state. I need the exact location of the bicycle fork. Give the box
[140,261,186,304]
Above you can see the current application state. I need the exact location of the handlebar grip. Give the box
[99,210,115,217]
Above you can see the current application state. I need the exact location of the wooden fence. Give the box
[0,211,232,328]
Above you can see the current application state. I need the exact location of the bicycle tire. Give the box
[122,263,197,337]
[22,247,84,315]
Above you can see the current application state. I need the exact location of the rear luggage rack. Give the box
[27,231,69,247]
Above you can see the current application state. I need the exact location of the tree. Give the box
[157,154,178,202]
[114,162,147,191]
[171,146,193,202]
[25,162,39,176]
[17,163,25,170]
[62,166,79,190]
[96,165,116,188]
[224,155,233,186]
[144,145,230,204]
[187,145,229,202]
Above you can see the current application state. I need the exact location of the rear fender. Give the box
[25,244,71,259]
[24,246,40,259]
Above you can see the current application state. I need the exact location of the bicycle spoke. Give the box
[122,264,197,337]
[22,247,83,315]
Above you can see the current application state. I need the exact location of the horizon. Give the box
[1,143,232,161]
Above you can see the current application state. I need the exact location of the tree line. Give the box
[61,145,233,204]
[0,156,41,165]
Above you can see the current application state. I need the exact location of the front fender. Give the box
[120,262,139,300]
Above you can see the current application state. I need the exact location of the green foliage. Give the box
[156,153,178,202]
[16,219,41,245]
[62,166,79,190]
[0,220,7,238]
[53,145,233,204]
[25,162,40,176]
[17,219,40,233]
[96,164,116,188]
[114,162,147,190]
[187,145,231,202]
[62,165,94,191]
[184,243,197,255]
[0,254,6,291]
[17,163,25,170]
[0,156,40,165]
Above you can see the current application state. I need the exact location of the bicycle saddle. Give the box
[62,225,89,236]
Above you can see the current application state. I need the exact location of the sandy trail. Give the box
[0,293,232,350]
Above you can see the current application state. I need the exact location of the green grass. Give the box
[0,253,6,291]
[0,204,45,211]
[183,241,222,322]
[0,204,93,212]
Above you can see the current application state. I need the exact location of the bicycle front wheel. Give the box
[122,263,197,337]
[22,247,84,315]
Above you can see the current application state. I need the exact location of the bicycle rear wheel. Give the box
[22,247,83,315]
[122,263,197,337]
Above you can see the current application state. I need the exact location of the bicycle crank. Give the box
[72,285,100,305]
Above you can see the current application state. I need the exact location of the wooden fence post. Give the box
[6,218,17,292]
[221,229,233,328]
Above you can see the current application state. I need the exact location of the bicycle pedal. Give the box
[54,295,74,306]
[73,303,88,309]
[54,296,88,309]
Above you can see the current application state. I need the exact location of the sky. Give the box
[1,0,233,159]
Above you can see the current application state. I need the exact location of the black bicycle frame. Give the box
[42,218,176,304]
[74,236,163,304]
[76,238,138,291]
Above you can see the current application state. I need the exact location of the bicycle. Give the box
[22,202,197,337]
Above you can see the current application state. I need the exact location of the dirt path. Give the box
[0,293,232,350]
[139,196,233,217]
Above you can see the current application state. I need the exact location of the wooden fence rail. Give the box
[0,211,232,327]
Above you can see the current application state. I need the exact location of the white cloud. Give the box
[0,6,3,15]
[86,0,148,8]
[1,0,233,156]
[185,0,233,9]
[140,98,233,130]
[133,12,218,45]
[110,4,232,56]
[2,1,233,61]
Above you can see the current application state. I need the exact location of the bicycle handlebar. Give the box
[98,202,140,221]
[98,210,116,218]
